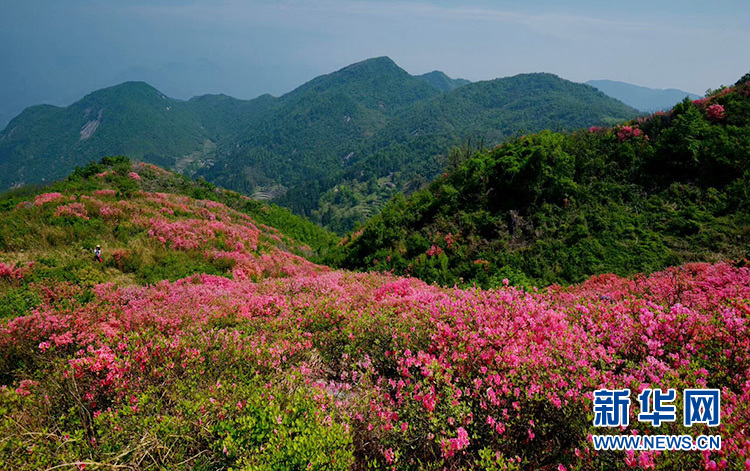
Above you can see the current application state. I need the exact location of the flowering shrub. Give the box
[706,104,726,122]
[14,379,39,397]
[34,192,65,206]
[128,172,141,181]
[54,202,89,220]
[0,262,32,280]
[615,125,644,142]
[426,244,444,257]
[99,204,123,220]
[444,232,455,249]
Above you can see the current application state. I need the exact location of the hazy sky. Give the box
[1,0,749,125]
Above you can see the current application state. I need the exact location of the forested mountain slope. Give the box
[335,76,750,287]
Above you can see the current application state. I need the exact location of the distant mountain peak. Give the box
[343,56,398,68]
[586,79,700,112]
[333,56,407,79]
[80,81,166,104]
[283,56,437,109]
[101,81,161,93]
[417,71,471,92]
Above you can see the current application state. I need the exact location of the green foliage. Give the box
[136,251,234,284]
[217,382,353,471]
[0,286,41,319]
[336,81,750,287]
[0,346,353,471]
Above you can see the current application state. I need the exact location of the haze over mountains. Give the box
[586,79,701,112]
[0,57,639,232]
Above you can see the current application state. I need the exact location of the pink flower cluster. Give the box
[34,192,65,206]
[14,379,39,397]
[441,426,470,458]
[54,202,89,220]
[99,204,123,220]
[706,104,726,122]
[426,245,444,257]
[0,262,32,280]
[444,233,455,249]
[128,172,141,181]
[616,125,644,142]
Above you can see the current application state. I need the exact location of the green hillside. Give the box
[196,57,442,203]
[0,156,338,265]
[334,77,750,287]
[0,83,231,187]
[0,58,638,233]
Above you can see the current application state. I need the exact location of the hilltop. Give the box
[335,77,750,287]
[0,57,638,232]
[0,156,336,316]
[416,70,471,91]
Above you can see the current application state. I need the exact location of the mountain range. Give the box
[586,79,701,112]
[0,57,639,232]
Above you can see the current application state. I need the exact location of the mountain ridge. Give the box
[0,58,638,232]
[586,79,701,111]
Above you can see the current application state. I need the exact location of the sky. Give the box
[1,0,749,126]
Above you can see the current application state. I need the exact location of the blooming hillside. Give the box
[2,234,750,469]
[0,157,336,301]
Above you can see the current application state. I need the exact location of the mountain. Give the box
[0,57,639,232]
[586,79,701,112]
[301,73,638,232]
[416,70,471,91]
[0,82,270,189]
[333,79,750,287]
